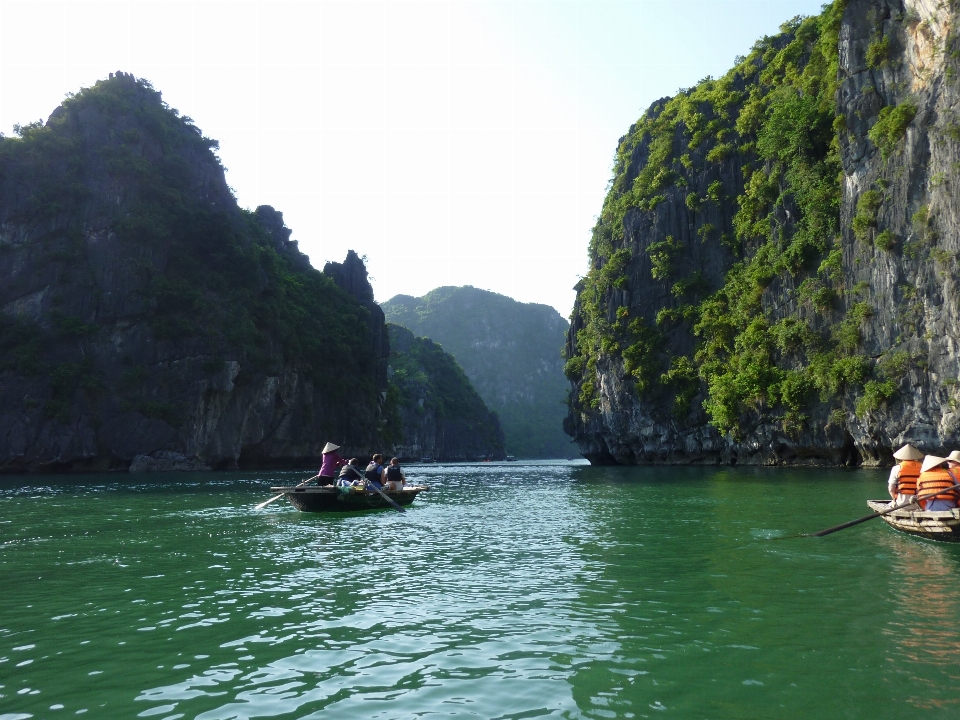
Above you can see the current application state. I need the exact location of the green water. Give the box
[2,462,960,719]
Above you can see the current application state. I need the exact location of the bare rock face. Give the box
[0,73,389,473]
[564,0,960,467]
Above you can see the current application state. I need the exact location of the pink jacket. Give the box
[319,451,345,477]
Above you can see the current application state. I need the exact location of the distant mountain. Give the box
[384,324,505,461]
[383,287,574,458]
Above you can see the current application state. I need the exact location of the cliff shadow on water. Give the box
[565,0,960,467]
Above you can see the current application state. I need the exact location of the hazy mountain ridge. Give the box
[565,0,960,466]
[383,286,573,458]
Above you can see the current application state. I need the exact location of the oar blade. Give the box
[255,493,285,510]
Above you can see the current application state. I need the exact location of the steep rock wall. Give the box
[0,73,388,472]
[384,324,506,461]
[564,0,960,466]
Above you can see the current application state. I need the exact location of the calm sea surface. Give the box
[2,461,960,719]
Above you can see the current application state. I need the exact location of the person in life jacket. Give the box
[365,453,385,490]
[887,443,923,505]
[383,457,406,491]
[916,455,960,511]
[337,458,364,487]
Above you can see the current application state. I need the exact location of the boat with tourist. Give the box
[269,483,429,512]
[866,500,960,541]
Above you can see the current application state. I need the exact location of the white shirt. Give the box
[887,464,902,494]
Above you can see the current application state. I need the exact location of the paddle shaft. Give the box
[255,473,320,510]
[809,475,960,537]
[363,477,406,513]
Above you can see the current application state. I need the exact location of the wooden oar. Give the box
[363,478,405,513]
[803,477,960,538]
[255,473,320,510]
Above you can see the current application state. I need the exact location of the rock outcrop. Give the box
[564,0,960,466]
[384,324,506,461]
[0,72,388,472]
[383,287,573,458]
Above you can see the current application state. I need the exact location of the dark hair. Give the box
[373,453,383,462]
[349,458,360,466]
[390,457,400,465]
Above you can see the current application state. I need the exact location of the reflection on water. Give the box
[2,462,960,718]
[876,532,960,711]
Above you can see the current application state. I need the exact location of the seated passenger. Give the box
[337,458,363,487]
[384,457,406,491]
[917,455,960,511]
[887,444,923,506]
[365,454,385,490]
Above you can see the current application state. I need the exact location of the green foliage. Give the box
[567,1,863,436]
[46,360,101,422]
[660,356,700,417]
[564,356,584,381]
[852,190,882,243]
[386,323,503,451]
[0,315,44,374]
[622,318,663,393]
[647,236,682,280]
[868,103,917,158]
[866,36,890,68]
[875,229,896,251]
[0,73,381,430]
[50,311,98,337]
[855,379,898,417]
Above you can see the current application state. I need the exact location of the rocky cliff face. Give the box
[384,324,506,461]
[565,0,960,466]
[383,287,573,458]
[0,72,389,472]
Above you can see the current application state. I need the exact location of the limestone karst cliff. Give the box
[383,323,506,461]
[565,0,960,466]
[383,287,573,458]
[0,72,389,472]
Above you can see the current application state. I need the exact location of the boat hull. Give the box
[867,500,960,542]
[270,485,427,512]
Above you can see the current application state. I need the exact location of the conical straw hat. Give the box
[322,442,340,454]
[893,444,924,461]
[948,450,960,462]
[921,455,948,473]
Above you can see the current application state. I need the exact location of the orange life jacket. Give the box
[896,459,922,495]
[917,468,959,509]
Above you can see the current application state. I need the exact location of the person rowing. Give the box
[317,442,346,486]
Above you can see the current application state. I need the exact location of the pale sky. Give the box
[0,0,827,317]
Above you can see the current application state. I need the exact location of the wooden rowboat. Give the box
[269,484,428,512]
[867,500,960,542]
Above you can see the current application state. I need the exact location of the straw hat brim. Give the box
[322,442,340,454]
[921,455,948,473]
[948,450,960,462]
[893,444,924,461]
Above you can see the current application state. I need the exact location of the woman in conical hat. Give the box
[888,444,923,504]
[318,442,345,486]
[917,455,959,511]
